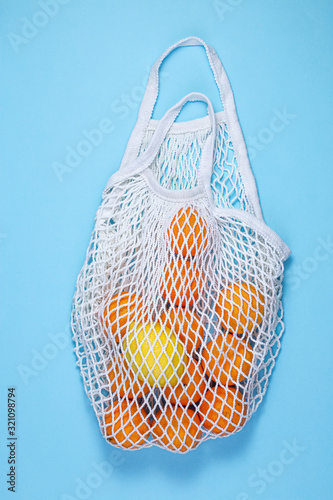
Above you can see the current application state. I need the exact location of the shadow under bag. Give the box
[71,37,291,453]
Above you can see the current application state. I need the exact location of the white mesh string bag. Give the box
[71,37,290,454]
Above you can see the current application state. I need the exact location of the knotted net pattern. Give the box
[72,124,286,453]
[140,122,253,213]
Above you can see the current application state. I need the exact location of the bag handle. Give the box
[120,36,236,170]
[109,92,216,196]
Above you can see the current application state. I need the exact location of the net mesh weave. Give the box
[141,122,253,213]
[71,119,286,453]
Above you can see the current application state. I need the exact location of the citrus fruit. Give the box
[199,385,247,435]
[101,292,148,343]
[160,306,203,354]
[107,358,150,399]
[167,207,208,257]
[164,358,207,405]
[104,399,150,449]
[161,258,204,307]
[216,282,265,334]
[152,405,202,452]
[122,321,188,387]
[202,333,254,386]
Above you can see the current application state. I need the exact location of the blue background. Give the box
[1,1,333,499]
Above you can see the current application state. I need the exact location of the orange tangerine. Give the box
[201,333,254,386]
[104,399,150,449]
[160,306,203,354]
[152,405,202,452]
[216,282,265,334]
[164,358,207,406]
[161,258,204,307]
[167,207,208,257]
[199,385,247,435]
[101,292,148,343]
[107,358,150,399]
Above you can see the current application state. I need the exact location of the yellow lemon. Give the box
[123,321,188,387]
